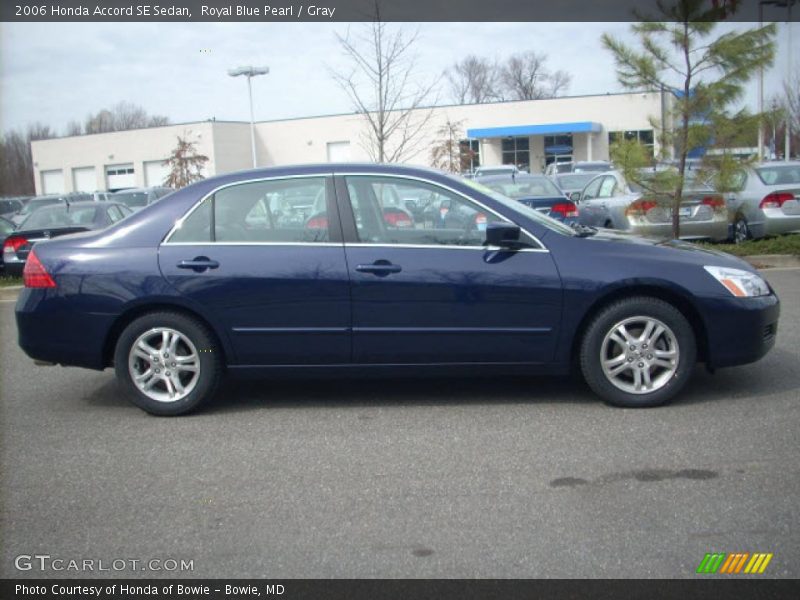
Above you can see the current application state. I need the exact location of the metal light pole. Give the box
[785,4,793,160]
[758,1,765,161]
[228,65,269,168]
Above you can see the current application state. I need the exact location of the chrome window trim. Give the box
[161,170,550,252]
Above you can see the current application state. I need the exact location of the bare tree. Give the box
[445,55,501,104]
[0,123,56,195]
[65,120,83,136]
[164,135,208,188]
[330,2,437,163]
[499,51,572,100]
[84,102,169,135]
[783,68,800,157]
[430,119,466,173]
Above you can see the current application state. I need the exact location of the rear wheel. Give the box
[114,312,222,416]
[733,216,750,244]
[579,297,696,408]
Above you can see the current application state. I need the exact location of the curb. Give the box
[740,254,800,270]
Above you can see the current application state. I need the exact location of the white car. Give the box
[726,162,800,243]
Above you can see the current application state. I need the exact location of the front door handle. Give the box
[355,260,402,276]
[177,257,220,272]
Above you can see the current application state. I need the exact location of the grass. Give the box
[699,233,800,257]
[0,276,22,288]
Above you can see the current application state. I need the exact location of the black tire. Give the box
[114,311,222,416]
[579,297,696,408]
[733,216,750,245]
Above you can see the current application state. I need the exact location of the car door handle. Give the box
[177,257,220,272]
[355,261,402,276]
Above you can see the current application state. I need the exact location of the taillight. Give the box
[759,192,794,209]
[306,216,328,229]
[701,195,725,211]
[625,199,658,216]
[384,211,413,228]
[23,249,56,288]
[550,202,579,218]
[3,236,28,257]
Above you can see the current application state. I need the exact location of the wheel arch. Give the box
[102,300,233,369]
[569,283,709,367]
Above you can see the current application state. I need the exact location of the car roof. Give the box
[477,173,550,182]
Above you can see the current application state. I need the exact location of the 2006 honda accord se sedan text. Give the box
[15,164,780,416]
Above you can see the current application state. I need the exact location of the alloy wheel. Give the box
[600,316,680,395]
[128,327,200,403]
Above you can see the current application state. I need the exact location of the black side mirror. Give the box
[485,222,521,248]
[570,191,581,203]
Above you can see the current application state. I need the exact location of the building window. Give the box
[609,130,655,158]
[459,139,480,173]
[543,134,573,166]
[501,136,529,171]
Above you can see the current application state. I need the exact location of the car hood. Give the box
[574,228,755,271]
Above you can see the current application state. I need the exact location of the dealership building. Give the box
[30,90,671,194]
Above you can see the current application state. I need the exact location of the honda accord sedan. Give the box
[16,164,779,416]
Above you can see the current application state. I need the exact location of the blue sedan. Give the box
[16,164,779,415]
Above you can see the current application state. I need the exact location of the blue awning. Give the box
[466,121,602,139]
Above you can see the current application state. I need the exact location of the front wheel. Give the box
[579,297,696,408]
[114,312,222,416]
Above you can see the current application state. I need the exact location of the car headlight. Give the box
[704,266,770,297]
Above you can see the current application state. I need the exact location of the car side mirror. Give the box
[570,191,581,203]
[485,222,521,248]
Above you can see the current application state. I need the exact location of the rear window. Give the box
[755,165,800,186]
[18,197,63,216]
[21,206,96,229]
[484,178,562,199]
[114,192,149,208]
[555,174,595,190]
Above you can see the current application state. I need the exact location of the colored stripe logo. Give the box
[696,552,773,574]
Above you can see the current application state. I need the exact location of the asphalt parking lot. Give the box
[1,269,798,579]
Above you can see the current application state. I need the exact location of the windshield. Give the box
[459,177,576,237]
[0,218,14,235]
[114,192,149,208]
[483,177,563,199]
[756,165,800,186]
[21,205,97,229]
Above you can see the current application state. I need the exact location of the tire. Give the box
[579,297,696,408]
[732,216,750,245]
[114,311,222,416]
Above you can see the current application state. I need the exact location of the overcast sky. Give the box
[0,21,796,135]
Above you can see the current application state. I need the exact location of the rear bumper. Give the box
[16,289,112,370]
[628,218,729,241]
[762,209,800,237]
[701,293,780,369]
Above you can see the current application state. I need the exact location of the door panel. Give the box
[339,175,562,365]
[159,175,351,366]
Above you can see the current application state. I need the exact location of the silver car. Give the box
[577,170,729,241]
[726,162,800,243]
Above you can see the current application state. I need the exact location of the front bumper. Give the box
[701,292,780,369]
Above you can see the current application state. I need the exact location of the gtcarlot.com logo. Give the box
[14,554,194,572]
[696,552,773,574]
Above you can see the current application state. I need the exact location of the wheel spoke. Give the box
[169,373,185,394]
[608,361,631,377]
[616,324,634,343]
[137,340,158,356]
[133,347,151,362]
[654,349,676,359]
[609,332,627,347]
[641,367,652,390]
[163,375,176,398]
[161,330,172,352]
[639,320,655,343]
[633,368,643,391]
[653,358,675,370]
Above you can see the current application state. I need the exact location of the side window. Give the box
[581,176,603,201]
[106,205,123,223]
[168,177,330,244]
[345,176,500,247]
[597,176,618,198]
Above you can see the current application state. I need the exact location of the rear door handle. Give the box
[355,261,402,276]
[177,257,220,272]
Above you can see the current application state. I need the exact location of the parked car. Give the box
[725,162,800,243]
[550,173,597,201]
[577,170,729,241]
[544,161,613,176]
[3,201,132,276]
[0,198,24,219]
[15,164,779,416]
[112,187,173,211]
[0,216,15,274]
[473,165,524,178]
[476,173,578,223]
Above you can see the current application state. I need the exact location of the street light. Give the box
[228,65,269,168]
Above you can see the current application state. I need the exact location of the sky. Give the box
[0,20,796,135]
